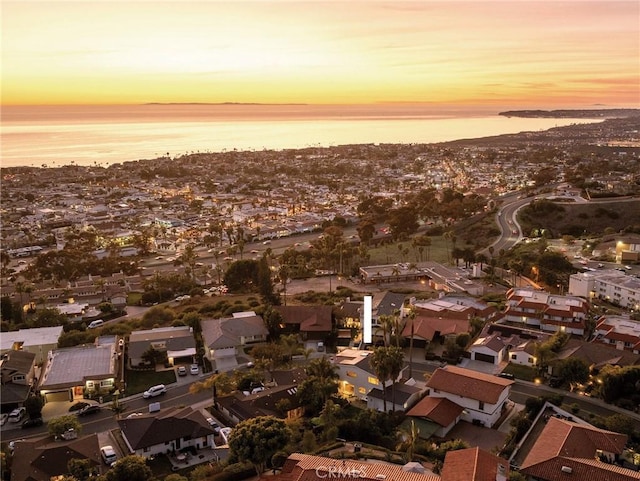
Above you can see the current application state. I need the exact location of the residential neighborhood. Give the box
[2,116,640,480]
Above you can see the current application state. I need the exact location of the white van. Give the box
[100,445,117,465]
[143,384,167,399]
[8,407,25,423]
[87,319,104,329]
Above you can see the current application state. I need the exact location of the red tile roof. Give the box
[441,447,510,481]
[426,366,512,404]
[520,417,634,481]
[278,453,441,481]
[406,396,463,427]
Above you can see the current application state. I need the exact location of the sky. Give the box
[2,0,639,107]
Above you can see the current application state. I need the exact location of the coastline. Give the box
[1,106,621,169]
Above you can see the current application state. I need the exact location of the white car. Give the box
[190,364,199,375]
[142,384,167,399]
[100,445,117,465]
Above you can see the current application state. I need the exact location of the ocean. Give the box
[0,104,602,168]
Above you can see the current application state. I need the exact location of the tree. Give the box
[68,458,99,481]
[105,455,153,481]
[369,346,404,412]
[48,414,82,437]
[557,357,589,391]
[397,419,420,462]
[297,357,339,415]
[228,416,291,475]
[24,394,44,419]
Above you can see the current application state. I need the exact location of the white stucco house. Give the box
[425,365,513,428]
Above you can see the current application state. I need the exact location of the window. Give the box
[346,370,357,378]
[368,376,379,385]
[358,387,367,394]
[479,401,485,411]
[12,374,25,382]
[510,354,517,360]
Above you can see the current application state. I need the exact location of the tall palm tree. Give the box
[370,347,392,413]
[407,308,417,379]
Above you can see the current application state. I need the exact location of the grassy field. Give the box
[366,235,453,266]
[125,369,177,396]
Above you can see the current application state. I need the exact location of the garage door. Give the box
[474,352,496,364]
[46,391,71,403]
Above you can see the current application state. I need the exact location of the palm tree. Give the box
[370,347,392,413]
[397,420,420,462]
[407,308,417,379]
[305,357,339,407]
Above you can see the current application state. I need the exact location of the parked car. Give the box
[497,372,515,380]
[206,418,221,434]
[190,364,199,375]
[22,417,43,429]
[177,366,187,376]
[143,384,167,399]
[100,445,117,465]
[77,405,101,416]
[8,407,26,423]
[0,413,8,426]
[87,319,104,329]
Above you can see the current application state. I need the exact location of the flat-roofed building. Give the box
[38,341,117,402]
[0,326,64,364]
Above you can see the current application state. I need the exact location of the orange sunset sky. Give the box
[1,0,639,107]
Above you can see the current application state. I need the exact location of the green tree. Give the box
[141,305,176,328]
[68,458,99,480]
[369,346,405,412]
[24,394,44,419]
[105,455,153,481]
[228,416,291,475]
[557,357,589,391]
[297,357,339,415]
[48,414,82,437]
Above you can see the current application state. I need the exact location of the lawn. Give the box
[366,235,453,266]
[125,369,177,396]
[502,363,538,382]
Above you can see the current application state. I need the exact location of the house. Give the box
[118,406,216,457]
[201,311,269,372]
[332,348,406,402]
[10,433,104,481]
[406,396,464,438]
[38,339,117,402]
[518,416,638,481]
[551,338,640,375]
[0,349,36,411]
[468,334,508,365]
[502,288,589,335]
[412,295,498,322]
[593,315,640,353]
[273,305,333,345]
[366,380,424,413]
[425,365,513,428]
[477,323,552,368]
[401,315,470,349]
[215,384,304,424]
[278,453,441,481]
[128,326,196,367]
[0,325,63,364]
[441,446,509,481]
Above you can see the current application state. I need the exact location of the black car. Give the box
[77,405,101,416]
[22,417,43,429]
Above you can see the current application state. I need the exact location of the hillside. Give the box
[517,199,640,237]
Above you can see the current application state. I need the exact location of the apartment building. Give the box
[502,288,589,336]
[569,269,640,311]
